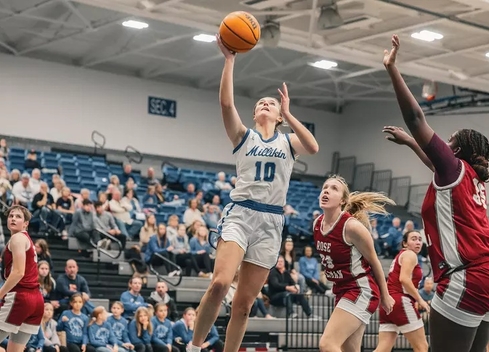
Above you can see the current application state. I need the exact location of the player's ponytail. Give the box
[345,192,395,229]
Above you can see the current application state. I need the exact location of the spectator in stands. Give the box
[12,172,34,206]
[183,183,195,201]
[35,239,54,270]
[183,199,204,228]
[50,178,65,202]
[229,176,237,188]
[189,226,213,276]
[71,199,106,249]
[24,326,44,352]
[110,175,123,193]
[284,204,299,217]
[155,183,165,204]
[121,163,136,185]
[194,191,205,212]
[299,246,328,294]
[268,256,314,319]
[94,200,125,249]
[214,172,232,191]
[209,194,222,211]
[370,218,382,255]
[418,276,435,321]
[56,187,75,224]
[186,220,203,238]
[199,325,223,352]
[166,215,179,240]
[38,260,59,309]
[128,307,153,352]
[56,259,94,315]
[142,186,158,205]
[147,282,178,322]
[123,189,145,221]
[124,178,139,199]
[145,224,176,276]
[170,224,204,277]
[42,302,68,352]
[385,217,403,257]
[25,149,41,169]
[32,182,67,237]
[121,276,149,319]
[146,167,160,187]
[9,168,20,186]
[110,189,143,239]
[0,170,11,202]
[0,139,9,158]
[403,219,415,234]
[139,214,157,251]
[57,293,94,352]
[30,168,42,193]
[74,188,90,210]
[0,158,7,173]
[172,308,195,352]
[202,204,219,229]
[279,237,306,294]
[151,303,178,352]
[87,306,117,352]
[108,302,134,352]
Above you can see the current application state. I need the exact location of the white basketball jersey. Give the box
[230,129,295,206]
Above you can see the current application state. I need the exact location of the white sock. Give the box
[188,344,201,352]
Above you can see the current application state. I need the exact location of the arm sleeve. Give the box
[422,133,462,186]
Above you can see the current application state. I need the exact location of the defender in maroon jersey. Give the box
[376,231,429,352]
[314,175,395,352]
[0,205,44,352]
[384,34,489,352]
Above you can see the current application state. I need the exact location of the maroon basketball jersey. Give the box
[421,160,489,282]
[314,212,372,285]
[387,249,422,296]
[2,231,40,291]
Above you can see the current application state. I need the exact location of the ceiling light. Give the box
[310,60,338,70]
[122,20,149,29]
[485,52,489,58]
[261,21,281,48]
[317,6,344,30]
[411,30,443,42]
[193,34,216,43]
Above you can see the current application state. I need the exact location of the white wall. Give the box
[339,101,489,185]
[0,54,340,176]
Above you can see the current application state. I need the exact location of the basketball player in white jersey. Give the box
[188,36,319,352]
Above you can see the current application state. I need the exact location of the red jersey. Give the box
[421,160,489,282]
[314,212,372,288]
[387,249,422,296]
[2,231,40,291]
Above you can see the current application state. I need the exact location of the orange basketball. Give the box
[219,11,261,53]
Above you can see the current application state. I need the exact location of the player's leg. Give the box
[7,331,32,352]
[469,321,489,352]
[374,330,398,352]
[191,240,245,348]
[319,308,365,352]
[403,327,429,352]
[430,308,478,352]
[223,261,271,352]
[341,323,366,352]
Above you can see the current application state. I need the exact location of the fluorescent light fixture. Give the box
[411,30,443,42]
[486,52,489,58]
[310,59,338,70]
[193,34,216,43]
[122,20,149,29]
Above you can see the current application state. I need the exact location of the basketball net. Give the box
[422,80,438,101]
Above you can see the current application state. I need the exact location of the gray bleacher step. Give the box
[246,317,324,333]
[175,288,206,303]
[91,298,110,310]
[93,250,125,263]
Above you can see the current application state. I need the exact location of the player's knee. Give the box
[208,277,231,301]
[412,338,429,352]
[231,297,254,317]
[319,338,340,352]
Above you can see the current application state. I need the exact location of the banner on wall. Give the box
[290,121,315,136]
[148,96,177,118]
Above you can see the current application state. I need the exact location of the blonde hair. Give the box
[327,175,395,228]
[134,307,153,336]
[89,306,106,326]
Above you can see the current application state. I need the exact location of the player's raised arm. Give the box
[216,35,247,148]
[0,233,28,297]
[277,83,319,155]
[383,35,434,149]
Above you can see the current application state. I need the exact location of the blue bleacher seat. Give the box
[155,213,168,224]
[82,181,99,191]
[159,205,177,214]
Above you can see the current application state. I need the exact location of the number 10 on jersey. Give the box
[254,161,276,182]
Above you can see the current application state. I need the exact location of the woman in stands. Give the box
[189,35,319,352]
[314,175,395,352]
[375,231,429,352]
[383,34,489,352]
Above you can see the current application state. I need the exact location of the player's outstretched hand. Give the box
[216,34,236,59]
[278,82,290,116]
[381,294,395,315]
[382,126,413,145]
[383,34,400,68]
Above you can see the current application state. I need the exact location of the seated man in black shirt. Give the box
[32,181,66,237]
[268,255,315,319]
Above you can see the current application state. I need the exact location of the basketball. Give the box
[219,11,261,53]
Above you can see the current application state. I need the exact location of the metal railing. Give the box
[124,145,143,164]
[148,252,183,287]
[91,130,106,155]
[90,229,123,283]
[282,293,431,351]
